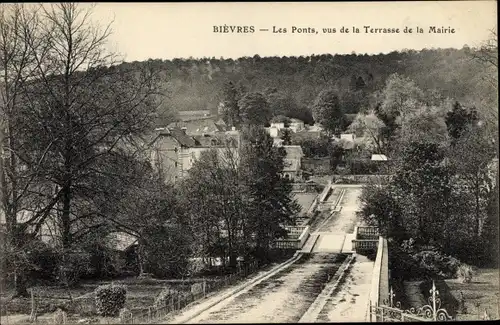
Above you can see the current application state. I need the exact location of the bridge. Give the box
[160,184,390,324]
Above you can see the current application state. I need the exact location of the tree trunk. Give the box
[13,270,29,298]
[475,178,481,237]
[61,182,72,249]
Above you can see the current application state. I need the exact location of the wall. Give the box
[370,237,389,314]
[331,174,393,184]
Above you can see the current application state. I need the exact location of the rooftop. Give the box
[284,145,304,160]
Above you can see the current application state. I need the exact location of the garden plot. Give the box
[0,278,198,324]
[446,268,499,320]
[189,253,348,323]
[293,192,318,215]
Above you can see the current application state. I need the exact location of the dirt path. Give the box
[187,254,347,324]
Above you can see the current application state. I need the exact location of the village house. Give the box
[282,145,305,182]
[148,127,240,182]
[177,109,212,121]
[167,116,227,135]
[288,118,305,133]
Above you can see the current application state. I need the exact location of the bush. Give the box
[456,264,474,283]
[94,284,127,316]
[58,249,93,286]
[391,240,466,281]
[25,240,60,282]
[414,250,462,279]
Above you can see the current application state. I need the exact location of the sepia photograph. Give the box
[0,1,498,324]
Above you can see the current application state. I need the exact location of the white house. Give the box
[265,126,280,138]
[289,118,305,133]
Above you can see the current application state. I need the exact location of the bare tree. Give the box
[0,3,51,297]
[1,3,163,296]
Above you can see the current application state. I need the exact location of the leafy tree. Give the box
[270,115,291,126]
[293,134,331,158]
[238,92,271,126]
[359,183,405,241]
[445,101,478,141]
[391,141,456,246]
[327,141,345,171]
[348,110,386,153]
[281,128,292,145]
[220,81,243,127]
[396,105,449,148]
[378,73,424,119]
[179,147,244,268]
[239,126,300,261]
[448,125,496,238]
[311,89,346,135]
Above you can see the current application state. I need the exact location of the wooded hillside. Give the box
[118,48,497,126]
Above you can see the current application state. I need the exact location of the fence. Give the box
[352,226,380,254]
[369,283,454,322]
[357,226,379,239]
[284,225,308,239]
[273,226,310,250]
[121,260,260,324]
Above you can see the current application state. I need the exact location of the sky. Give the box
[84,1,497,61]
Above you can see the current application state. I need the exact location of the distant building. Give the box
[371,154,389,161]
[340,133,356,142]
[167,117,227,135]
[289,118,305,133]
[282,145,305,181]
[265,126,281,138]
[148,127,240,182]
[177,110,211,121]
[270,122,286,130]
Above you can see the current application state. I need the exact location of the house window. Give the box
[175,162,178,168]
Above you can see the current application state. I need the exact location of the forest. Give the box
[119,47,497,130]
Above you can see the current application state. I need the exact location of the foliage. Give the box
[220,81,243,127]
[445,101,479,141]
[140,222,192,278]
[390,241,465,280]
[378,73,425,119]
[348,111,386,153]
[94,284,127,316]
[181,126,300,267]
[238,92,272,126]
[456,264,475,283]
[281,128,292,145]
[293,135,330,158]
[311,89,346,135]
[239,126,301,261]
[359,184,405,241]
[153,286,181,309]
[328,141,345,171]
[271,115,291,125]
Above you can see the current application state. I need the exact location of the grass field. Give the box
[446,268,499,320]
[294,193,318,215]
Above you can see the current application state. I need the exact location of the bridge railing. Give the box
[273,225,310,250]
[352,225,379,254]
